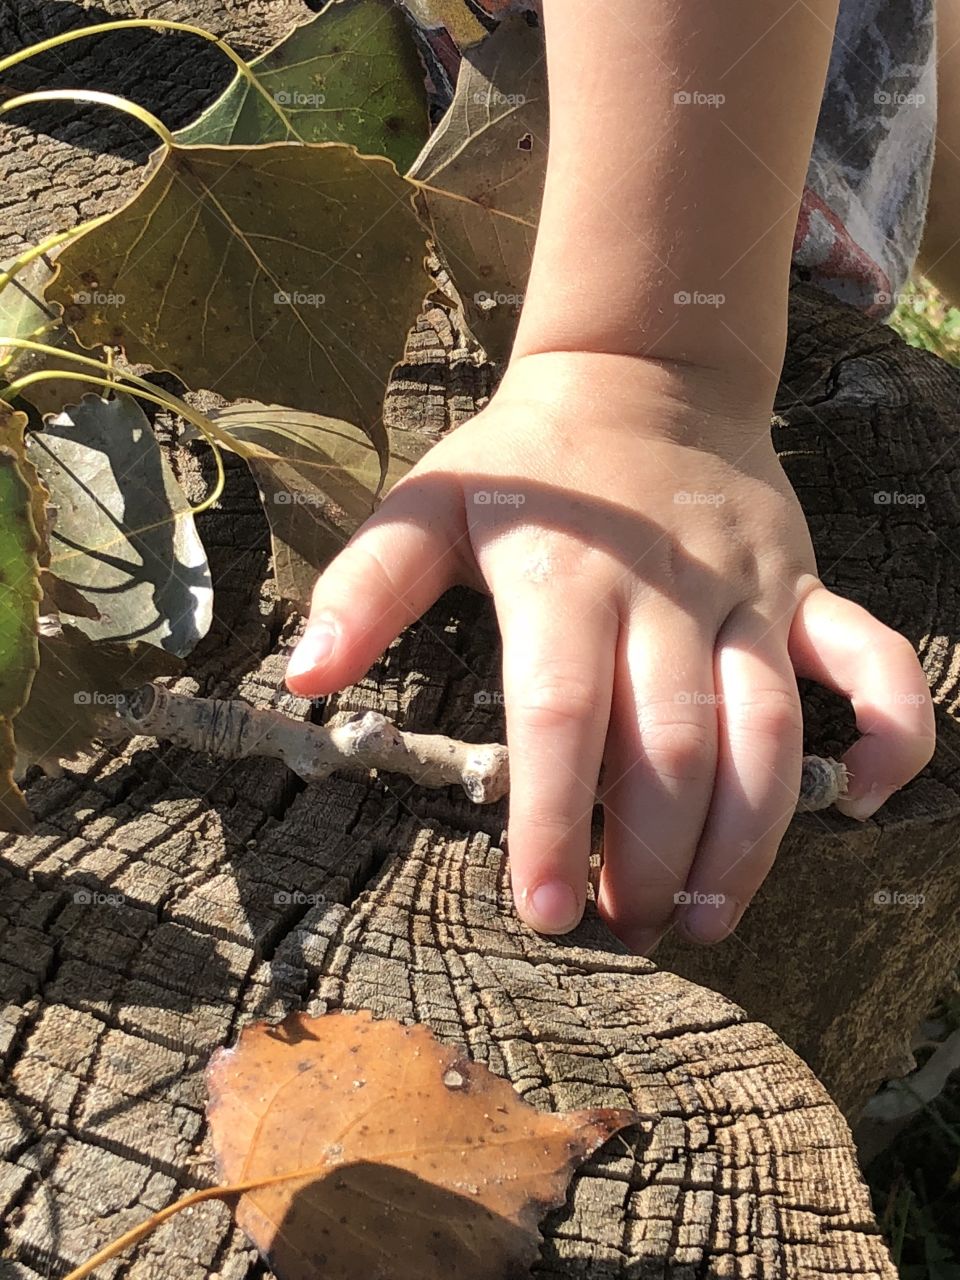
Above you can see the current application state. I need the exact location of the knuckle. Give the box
[726,687,803,747]
[513,668,602,732]
[636,710,715,784]
[339,542,411,609]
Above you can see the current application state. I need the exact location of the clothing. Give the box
[401,0,937,318]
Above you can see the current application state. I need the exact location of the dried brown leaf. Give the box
[207,1010,641,1280]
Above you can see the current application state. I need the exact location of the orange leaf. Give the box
[206,1010,641,1279]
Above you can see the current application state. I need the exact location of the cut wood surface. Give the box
[2,1,958,1276]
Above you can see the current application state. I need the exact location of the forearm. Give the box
[512,0,840,406]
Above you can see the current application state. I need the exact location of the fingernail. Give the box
[835,784,897,822]
[680,896,740,945]
[287,619,338,681]
[521,880,581,934]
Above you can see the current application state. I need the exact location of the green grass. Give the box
[889,277,960,366]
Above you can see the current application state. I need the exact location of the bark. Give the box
[0,290,902,1279]
[2,1,956,1276]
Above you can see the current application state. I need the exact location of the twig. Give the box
[117,684,510,803]
[116,683,849,812]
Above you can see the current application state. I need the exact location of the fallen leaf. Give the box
[28,393,213,656]
[175,0,430,172]
[210,403,430,607]
[47,143,432,468]
[0,406,42,830]
[407,16,546,363]
[207,1010,640,1280]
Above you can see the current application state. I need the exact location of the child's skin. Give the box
[287,0,936,951]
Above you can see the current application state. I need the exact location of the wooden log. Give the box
[659,277,960,1118]
[1,2,948,1273]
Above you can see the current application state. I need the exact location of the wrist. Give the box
[498,349,778,445]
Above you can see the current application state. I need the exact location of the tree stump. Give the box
[2,2,956,1275]
[658,278,960,1117]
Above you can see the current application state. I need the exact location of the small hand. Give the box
[287,351,935,950]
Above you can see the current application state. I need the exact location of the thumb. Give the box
[286,474,465,696]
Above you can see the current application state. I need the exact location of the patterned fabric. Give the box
[400,0,937,319]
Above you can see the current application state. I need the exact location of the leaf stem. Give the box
[1,89,175,148]
[2,367,226,515]
[0,18,299,141]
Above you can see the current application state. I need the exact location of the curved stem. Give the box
[0,17,299,141]
[1,89,175,148]
[3,337,235,442]
[2,368,225,515]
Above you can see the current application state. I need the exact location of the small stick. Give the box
[116,683,849,812]
[117,684,510,803]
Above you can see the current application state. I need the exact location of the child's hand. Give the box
[286,351,934,951]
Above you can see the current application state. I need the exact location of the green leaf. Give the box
[0,406,44,831]
[0,254,92,415]
[48,143,431,471]
[174,0,430,173]
[27,393,213,657]
[407,17,547,364]
[210,402,430,608]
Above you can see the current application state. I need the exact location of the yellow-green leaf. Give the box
[48,143,432,468]
[211,402,430,608]
[0,254,91,416]
[174,0,430,172]
[0,406,43,831]
[407,17,546,364]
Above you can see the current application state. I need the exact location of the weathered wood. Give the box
[0,298,899,1278]
[1,1,954,1274]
